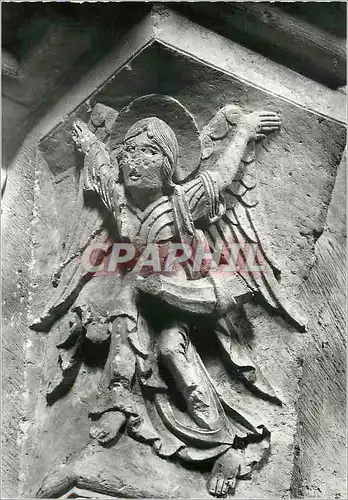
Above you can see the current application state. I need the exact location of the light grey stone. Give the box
[2,6,346,500]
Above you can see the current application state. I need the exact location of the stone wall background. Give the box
[292,150,346,499]
[2,4,346,499]
[2,141,36,498]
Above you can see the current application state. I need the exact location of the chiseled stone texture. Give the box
[292,151,346,499]
[2,8,346,500]
[2,141,36,498]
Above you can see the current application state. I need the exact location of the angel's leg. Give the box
[158,320,218,430]
[90,316,136,444]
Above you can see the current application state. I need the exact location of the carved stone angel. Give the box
[33,95,305,497]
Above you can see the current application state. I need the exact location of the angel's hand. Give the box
[72,119,98,154]
[242,111,281,141]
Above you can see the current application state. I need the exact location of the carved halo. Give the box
[107,94,202,183]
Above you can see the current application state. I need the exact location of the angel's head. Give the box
[119,117,179,193]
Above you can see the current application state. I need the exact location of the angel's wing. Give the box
[206,205,306,333]
[199,105,306,333]
[191,105,307,407]
[31,104,118,332]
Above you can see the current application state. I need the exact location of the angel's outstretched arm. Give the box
[72,119,116,214]
[209,110,281,192]
[184,109,281,223]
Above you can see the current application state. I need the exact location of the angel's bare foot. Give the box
[90,411,126,444]
[207,448,242,498]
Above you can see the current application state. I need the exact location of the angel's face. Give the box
[120,132,165,191]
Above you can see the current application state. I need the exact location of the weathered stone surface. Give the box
[2,49,20,79]
[2,141,36,497]
[2,96,30,164]
[25,73,345,500]
[4,5,345,169]
[150,8,345,123]
[2,7,346,500]
[291,150,347,499]
[174,3,346,88]
[37,436,212,498]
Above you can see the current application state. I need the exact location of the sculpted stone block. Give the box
[4,8,345,500]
